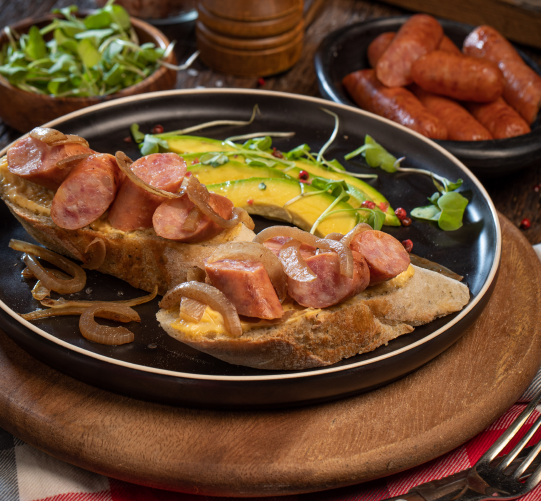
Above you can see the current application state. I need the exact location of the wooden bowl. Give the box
[0,14,177,132]
[197,2,303,39]
[200,0,302,22]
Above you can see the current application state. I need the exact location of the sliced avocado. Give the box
[165,135,400,226]
[188,162,291,185]
[207,178,363,236]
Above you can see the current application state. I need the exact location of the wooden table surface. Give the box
[1,0,541,248]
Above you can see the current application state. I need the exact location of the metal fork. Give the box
[383,390,541,501]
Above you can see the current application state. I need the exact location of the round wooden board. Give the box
[0,213,540,497]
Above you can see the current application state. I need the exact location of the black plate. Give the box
[0,89,501,410]
[314,16,541,178]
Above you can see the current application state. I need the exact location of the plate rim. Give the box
[0,88,502,382]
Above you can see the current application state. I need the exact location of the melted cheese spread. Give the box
[0,156,54,216]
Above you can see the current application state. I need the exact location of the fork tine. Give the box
[479,391,541,463]
[499,412,541,470]
[523,456,541,492]
[514,438,541,478]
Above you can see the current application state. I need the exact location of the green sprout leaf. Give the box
[285,144,310,160]
[245,156,276,168]
[84,11,112,30]
[200,152,229,167]
[104,4,131,30]
[411,191,468,231]
[77,38,100,67]
[140,135,169,156]
[25,26,47,61]
[130,123,145,143]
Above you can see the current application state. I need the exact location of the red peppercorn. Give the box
[379,202,389,212]
[402,239,413,253]
[362,200,376,209]
[401,217,412,226]
[152,124,164,134]
[257,78,265,87]
[123,136,132,143]
[185,171,192,177]
[191,158,199,165]
[520,218,531,229]
[395,207,407,220]
[272,147,284,159]
[299,170,309,180]
[247,199,254,205]
[534,184,541,193]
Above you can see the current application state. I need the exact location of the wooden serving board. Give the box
[0,214,540,497]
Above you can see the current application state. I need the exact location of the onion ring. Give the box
[341,223,373,249]
[56,153,92,169]
[82,238,106,270]
[325,232,344,241]
[22,305,140,321]
[207,242,287,301]
[232,207,255,230]
[10,240,86,294]
[79,304,139,345]
[159,282,242,338]
[49,135,90,148]
[253,226,353,278]
[31,281,51,301]
[180,297,207,322]
[29,127,66,144]
[278,240,317,282]
[115,151,182,200]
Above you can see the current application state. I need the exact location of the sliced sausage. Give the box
[263,236,317,258]
[411,85,493,141]
[411,51,504,102]
[153,193,233,242]
[438,35,461,55]
[343,69,448,139]
[367,32,395,68]
[349,230,410,285]
[466,97,531,139]
[287,250,370,309]
[7,136,94,191]
[50,154,121,230]
[463,26,541,124]
[205,259,284,319]
[108,153,186,232]
[376,14,443,87]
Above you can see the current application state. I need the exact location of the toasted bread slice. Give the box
[0,158,255,295]
[157,266,470,370]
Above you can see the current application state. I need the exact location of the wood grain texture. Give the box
[0,214,540,496]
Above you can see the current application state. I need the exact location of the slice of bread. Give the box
[157,266,470,370]
[0,158,255,295]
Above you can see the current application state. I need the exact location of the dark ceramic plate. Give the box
[0,89,501,410]
[314,16,541,177]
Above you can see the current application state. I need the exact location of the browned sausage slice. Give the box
[438,35,461,55]
[287,251,370,309]
[376,14,443,87]
[466,97,531,139]
[7,136,93,190]
[108,153,186,231]
[463,26,541,124]
[349,230,410,285]
[205,259,284,319]
[50,154,121,230]
[153,193,233,242]
[411,51,504,102]
[367,32,395,68]
[411,85,493,141]
[343,69,448,139]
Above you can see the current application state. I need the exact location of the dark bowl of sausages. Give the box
[314,15,541,177]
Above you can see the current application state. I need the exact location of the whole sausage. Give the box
[411,51,504,102]
[153,192,233,242]
[349,230,410,285]
[7,136,93,190]
[463,26,541,124]
[286,250,370,309]
[343,69,448,139]
[205,259,283,319]
[411,85,493,141]
[367,32,395,68]
[376,14,443,87]
[108,153,186,232]
[438,35,461,55]
[50,154,121,230]
[466,97,531,139]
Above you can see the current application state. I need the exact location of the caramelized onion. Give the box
[115,151,182,199]
[22,305,138,321]
[183,176,238,229]
[325,232,344,241]
[207,242,287,301]
[29,127,66,144]
[183,206,204,232]
[232,207,255,230]
[80,304,139,345]
[186,266,206,283]
[253,226,353,278]
[160,282,242,337]
[82,238,106,270]
[10,240,86,294]
[31,281,51,301]
[49,135,90,148]
[341,223,373,249]
[279,240,316,282]
[56,153,92,169]
[180,297,207,322]
[21,267,34,278]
